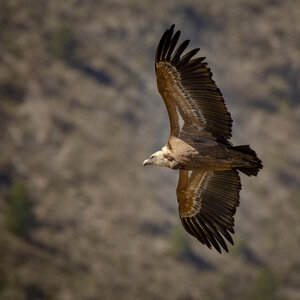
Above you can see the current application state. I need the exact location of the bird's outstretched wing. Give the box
[155,25,232,143]
[177,169,241,253]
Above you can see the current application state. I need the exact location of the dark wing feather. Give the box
[155,25,232,143]
[176,170,241,253]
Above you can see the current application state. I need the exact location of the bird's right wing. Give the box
[176,169,241,253]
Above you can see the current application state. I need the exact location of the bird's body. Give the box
[143,25,262,253]
[156,136,258,171]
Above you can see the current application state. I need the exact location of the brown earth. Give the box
[0,0,300,299]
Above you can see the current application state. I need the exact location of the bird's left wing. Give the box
[155,25,232,143]
[177,169,241,253]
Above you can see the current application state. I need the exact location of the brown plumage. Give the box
[143,25,262,253]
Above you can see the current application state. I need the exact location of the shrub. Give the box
[0,269,6,292]
[252,267,279,300]
[169,224,191,257]
[0,77,26,104]
[48,23,79,60]
[5,182,34,238]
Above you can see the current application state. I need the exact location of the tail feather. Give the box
[232,145,263,177]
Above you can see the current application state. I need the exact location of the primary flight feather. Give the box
[143,25,262,253]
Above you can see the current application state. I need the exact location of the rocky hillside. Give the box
[0,0,300,299]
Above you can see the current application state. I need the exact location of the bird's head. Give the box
[143,150,169,167]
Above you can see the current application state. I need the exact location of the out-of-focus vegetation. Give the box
[6,182,33,238]
[47,23,79,60]
[252,267,279,300]
[0,0,300,299]
[169,224,191,257]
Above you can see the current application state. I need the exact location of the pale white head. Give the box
[143,148,169,167]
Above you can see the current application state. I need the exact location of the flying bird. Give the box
[143,25,263,253]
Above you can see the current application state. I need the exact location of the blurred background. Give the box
[0,0,300,299]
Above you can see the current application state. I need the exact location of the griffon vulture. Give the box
[143,25,262,253]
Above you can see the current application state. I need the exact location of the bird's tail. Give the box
[232,145,263,176]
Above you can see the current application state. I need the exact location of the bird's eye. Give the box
[150,155,155,159]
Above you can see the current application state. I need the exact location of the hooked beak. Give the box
[143,159,150,166]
